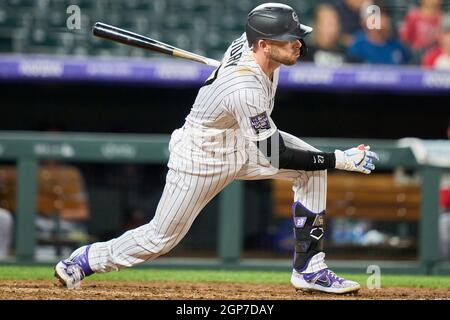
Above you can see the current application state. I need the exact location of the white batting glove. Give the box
[334,144,379,174]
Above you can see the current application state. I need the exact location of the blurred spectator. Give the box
[0,162,90,258]
[439,184,450,259]
[303,4,347,66]
[0,126,91,259]
[400,0,442,62]
[104,163,164,239]
[347,11,411,64]
[422,14,450,70]
[0,207,13,260]
[440,118,450,260]
[36,126,90,231]
[122,208,146,231]
[334,0,373,47]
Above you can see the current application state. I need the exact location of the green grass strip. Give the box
[1,266,449,288]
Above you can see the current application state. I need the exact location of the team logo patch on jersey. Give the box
[249,112,271,134]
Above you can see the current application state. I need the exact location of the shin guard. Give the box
[292,201,325,272]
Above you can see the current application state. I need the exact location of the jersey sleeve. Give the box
[225,88,277,142]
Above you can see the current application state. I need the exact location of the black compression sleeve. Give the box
[256,131,336,171]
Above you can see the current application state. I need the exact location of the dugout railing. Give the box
[0,131,448,274]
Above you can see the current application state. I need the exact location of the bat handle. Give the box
[204,58,221,68]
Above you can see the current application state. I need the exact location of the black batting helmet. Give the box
[246,3,313,57]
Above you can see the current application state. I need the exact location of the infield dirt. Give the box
[0,280,448,300]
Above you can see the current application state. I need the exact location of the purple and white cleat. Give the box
[291,268,360,294]
[54,245,93,289]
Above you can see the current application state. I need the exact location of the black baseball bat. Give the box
[92,22,220,67]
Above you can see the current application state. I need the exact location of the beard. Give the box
[268,46,298,65]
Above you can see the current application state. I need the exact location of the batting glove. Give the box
[334,144,379,174]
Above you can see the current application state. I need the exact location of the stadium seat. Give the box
[0,165,91,254]
[272,173,421,221]
[0,0,422,58]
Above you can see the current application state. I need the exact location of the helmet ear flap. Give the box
[299,39,308,58]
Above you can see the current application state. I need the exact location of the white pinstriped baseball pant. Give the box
[86,130,327,273]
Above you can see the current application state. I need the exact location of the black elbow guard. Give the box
[255,132,335,171]
[285,149,336,171]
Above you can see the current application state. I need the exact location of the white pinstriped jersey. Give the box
[184,33,279,148]
[84,33,328,275]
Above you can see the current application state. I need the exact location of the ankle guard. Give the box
[292,201,325,272]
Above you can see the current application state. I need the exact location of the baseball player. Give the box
[55,3,378,294]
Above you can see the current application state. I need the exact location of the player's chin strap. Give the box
[299,39,308,58]
[292,201,326,272]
